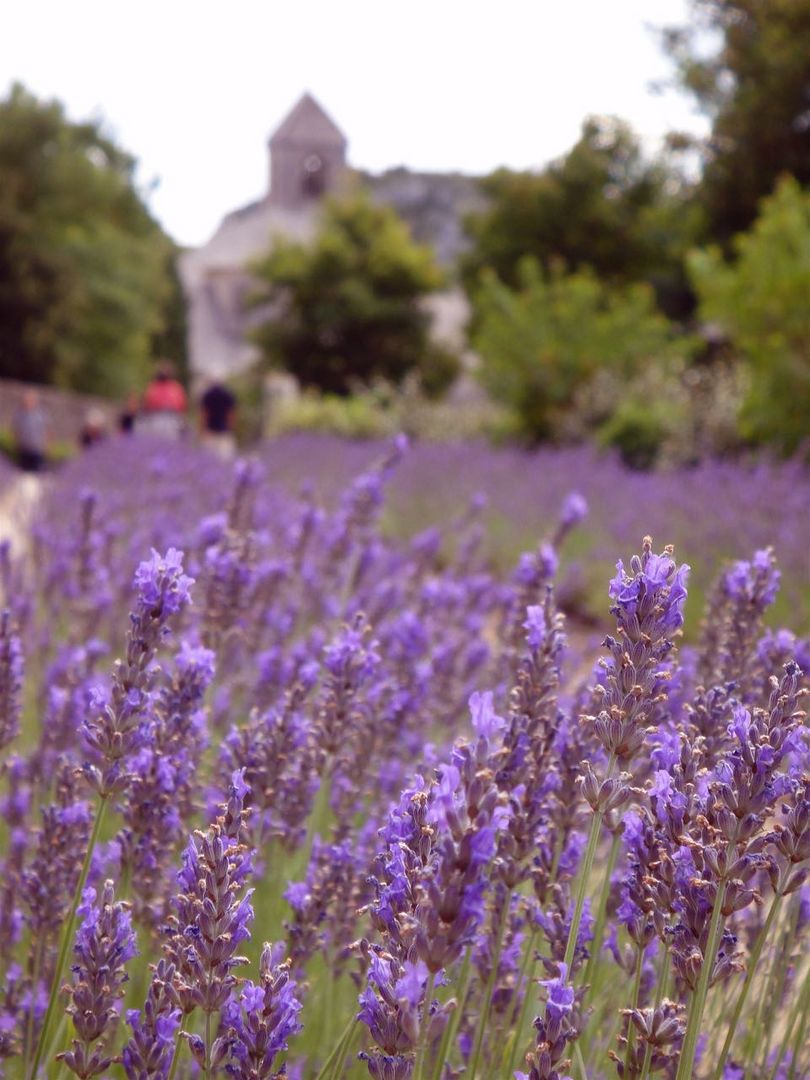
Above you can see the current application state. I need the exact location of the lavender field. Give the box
[0,435,808,1080]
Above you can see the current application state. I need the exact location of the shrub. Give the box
[688,176,810,454]
[471,259,687,442]
[249,193,454,396]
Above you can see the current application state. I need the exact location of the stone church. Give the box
[179,93,483,385]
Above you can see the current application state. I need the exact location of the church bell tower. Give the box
[268,92,348,208]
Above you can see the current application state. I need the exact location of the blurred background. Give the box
[0,0,808,466]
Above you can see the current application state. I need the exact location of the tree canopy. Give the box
[688,176,810,453]
[0,83,184,396]
[661,0,810,241]
[250,193,457,396]
[461,117,700,319]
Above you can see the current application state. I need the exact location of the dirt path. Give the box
[0,473,41,556]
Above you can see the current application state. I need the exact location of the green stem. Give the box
[548,829,566,885]
[675,878,727,1080]
[563,754,616,977]
[654,943,671,1009]
[431,947,473,1080]
[27,794,108,1080]
[573,1040,589,1080]
[204,1010,212,1080]
[43,1014,68,1080]
[787,963,810,1080]
[24,938,45,1070]
[413,972,437,1080]
[713,890,783,1080]
[166,1019,188,1080]
[639,1039,654,1080]
[312,1016,357,1080]
[300,775,333,877]
[502,928,540,1080]
[327,1016,357,1080]
[468,897,510,1078]
[582,832,621,1000]
[756,894,799,1072]
[623,944,645,1077]
[639,940,671,1080]
[322,975,334,1065]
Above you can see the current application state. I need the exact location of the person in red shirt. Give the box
[139,362,188,437]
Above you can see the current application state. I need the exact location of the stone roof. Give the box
[364,167,487,266]
[269,92,347,150]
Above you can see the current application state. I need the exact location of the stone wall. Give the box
[0,379,119,446]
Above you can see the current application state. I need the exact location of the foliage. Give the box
[596,397,677,471]
[250,193,455,396]
[264,377,510,443]
[562,358,748,467]
[661,0,810,241]
[0,84,176,397]
[471,259,688,441]
[688,176,810,453]
[266,389,397,440]
[149,251,189,383]
[462,116,702,318]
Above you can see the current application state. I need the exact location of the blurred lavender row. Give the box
[35,435,810,629]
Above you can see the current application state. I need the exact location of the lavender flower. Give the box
[516,963,579,1080]
[57,881,137,1079]
[358,949,439,1080]
[559,492,588,531]
[163,770,254,1020]
[82,548,195,797]
[593,537,689,761]
[117,639,214,924]
[122,960,183,1080]
[284,837,370,978]
[222,942,302,1080]
[0,609,22,753]
[700,547,782,694]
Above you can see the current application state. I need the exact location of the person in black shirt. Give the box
[199,381,237,458]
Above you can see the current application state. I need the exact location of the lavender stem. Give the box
[582,831,621,1000]
[166,1020,187,1080]
[713,890,783,1080]
[623,944,645,1076]
[467,895,509,1079]
[27,793,109,1080]
[675,878,727,1080]
[431,945,473,1080]
[786,964,810,1080]
[639,943,672,1080]
[312,1015,356,1080]
[502,927,540,1080]
[563,753,617,975]
[413,971,436,1080]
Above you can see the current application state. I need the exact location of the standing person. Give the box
[79,408,107,449]
[118,392,139,434]
[199,380,237,459]
[139,361,188,438]
[12,389,48,472]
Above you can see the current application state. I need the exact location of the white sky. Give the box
[3,0,708,248]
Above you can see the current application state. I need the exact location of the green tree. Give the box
[472,259,684,442]
[661,0,810,241]
[250,194,456,396]
[688,176,810,453]
[0,84,177,396]
[462,116,701,319]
